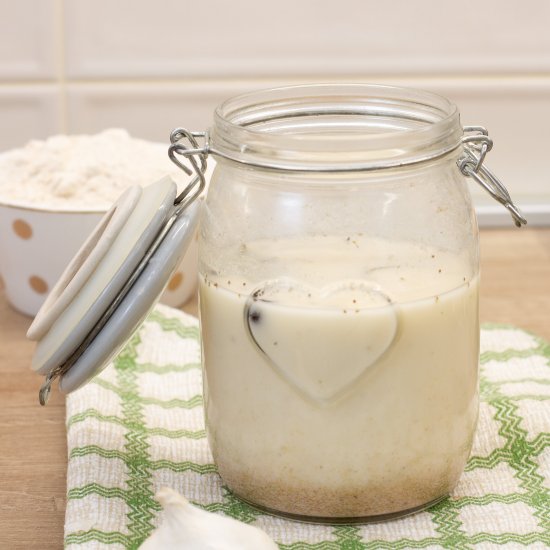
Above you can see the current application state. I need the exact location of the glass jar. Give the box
[178,84,522,522]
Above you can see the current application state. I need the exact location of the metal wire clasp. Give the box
[458,126,526,227]
[168,128,209,210]
[168,125,527,227]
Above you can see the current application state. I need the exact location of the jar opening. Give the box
[211,84,462,171]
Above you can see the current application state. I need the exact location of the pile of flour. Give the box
[0,129,184,209]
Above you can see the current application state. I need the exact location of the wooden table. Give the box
[1,228,549,549]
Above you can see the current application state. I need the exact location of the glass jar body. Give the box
[199,154,479,520]
[197,84,480,521]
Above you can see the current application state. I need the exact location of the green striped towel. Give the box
[64,304,550,549]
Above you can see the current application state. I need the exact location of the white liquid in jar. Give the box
[199,236,479,519]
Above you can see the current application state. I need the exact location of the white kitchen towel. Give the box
[64,304,550,549]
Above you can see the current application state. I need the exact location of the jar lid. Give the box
[28,175,202,405]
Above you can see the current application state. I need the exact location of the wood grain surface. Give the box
[0,228,548,549]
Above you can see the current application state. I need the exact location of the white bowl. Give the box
[0,198,198,317]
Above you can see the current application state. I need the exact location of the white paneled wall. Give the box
[63,0,550,77]
[0,0,58,80]
[0,86,61,149]
[1,0,549,225]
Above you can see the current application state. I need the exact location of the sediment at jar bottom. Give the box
[215,458,465,518]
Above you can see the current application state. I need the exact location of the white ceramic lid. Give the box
[59,203,199,393]
[28,177,201,403]
[27,186,142,341]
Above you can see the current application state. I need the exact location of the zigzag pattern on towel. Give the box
[64,310,550,549]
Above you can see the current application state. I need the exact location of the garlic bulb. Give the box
[139,487,279,549]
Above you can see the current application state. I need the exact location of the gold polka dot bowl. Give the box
[0,199,104,316]
[0,195,199,317]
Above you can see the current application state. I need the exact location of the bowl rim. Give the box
[0,197,106,214]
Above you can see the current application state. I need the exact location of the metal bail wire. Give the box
[458,126,527,227]
[168,128,209,211]
[39,371,55,406]
[39,356,74,405]
[168,125,526,227]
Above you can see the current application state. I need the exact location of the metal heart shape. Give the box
[244,279,398,406]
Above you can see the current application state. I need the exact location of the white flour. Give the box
[0,129,184,210]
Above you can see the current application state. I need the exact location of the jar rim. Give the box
[210,83,462,171]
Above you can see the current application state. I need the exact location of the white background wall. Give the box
[1,0,549,224]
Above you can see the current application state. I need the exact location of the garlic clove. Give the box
[139,487,279,550]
